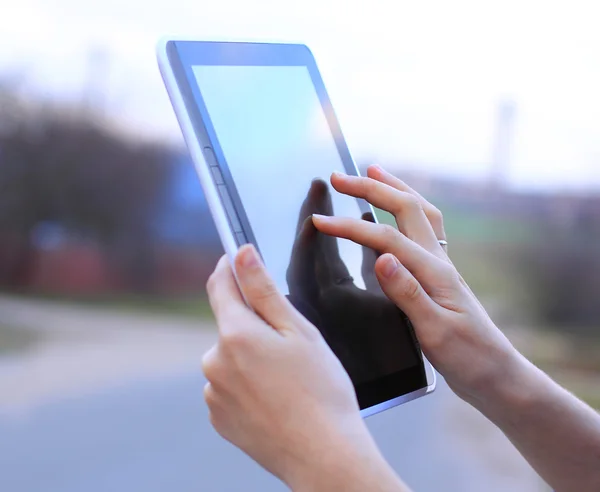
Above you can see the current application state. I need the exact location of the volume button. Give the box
[217,184,243,233]
[210,166,225,185]
[235,232,247,245]
[203,146,218,167]
[204,146,225,184]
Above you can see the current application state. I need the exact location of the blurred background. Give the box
[1,0,599,490]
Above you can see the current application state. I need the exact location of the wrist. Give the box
[283,416,408,492]
[464,344,547,423]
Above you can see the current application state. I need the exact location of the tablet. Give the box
[158,39,435,417]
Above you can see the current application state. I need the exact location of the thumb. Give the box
[235,244,305,333]
[374,253,442,325]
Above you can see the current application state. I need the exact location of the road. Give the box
[0,295,547,491]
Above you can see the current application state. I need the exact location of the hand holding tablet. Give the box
[286,179,425,406]
[311,166,518,404]
[201,166,519,491]
[158,39,600,492]
[203,247,409,491]
[158,40,434,414]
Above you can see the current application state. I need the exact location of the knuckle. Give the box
[248,279,279,304]
[206,272,218,297]
[445,265,463,286]
[422,320,454,352]
[362,178,377,196]
[208,409,227,438]
[208,408,218,427]
[429,206,443,221]
[221,328,251,351]
[302,321,325,342]
[392,192,421,218]
[429,273,464,312]
[203,382,216,405]
[434,290,462,313]
[201,352,217,382]
[394,192,420,209]
[428,207,444,228]
[380,224,400,245]
[400,276,421,300]
[437,261,459,282]
[418,310,461,352]
[404,193,422,210]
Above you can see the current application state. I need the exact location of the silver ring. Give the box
[438,239,448,247]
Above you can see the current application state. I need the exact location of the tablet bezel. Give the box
[158,39,436,416]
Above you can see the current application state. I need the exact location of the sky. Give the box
[1,0,599,191]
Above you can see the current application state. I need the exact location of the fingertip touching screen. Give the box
[176,42,427,409]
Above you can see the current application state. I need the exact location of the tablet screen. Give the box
[190,61,427,406]
[193,66,365,293]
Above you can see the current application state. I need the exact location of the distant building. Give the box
[1,152,223,297]
[152,152,220,249]
[490,99,517,189]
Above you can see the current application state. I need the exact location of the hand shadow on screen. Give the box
[285,179,423,385]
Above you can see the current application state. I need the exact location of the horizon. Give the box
[2,0,599,192]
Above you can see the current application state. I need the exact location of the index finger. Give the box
[360,212,382,293]
[366,165,446,241]
[312,215,451,291]
[330,172,442,255]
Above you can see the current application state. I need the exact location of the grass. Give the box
[580,393,600,411]
[375,204,539,245]
[375,207,600,411]
[2,290,215,321]
[440,207,539,244]
[375,208,536,312]
[514,329,600,410]
[85,295,215,320]
[547,373,600,411]
[0,324,44,355]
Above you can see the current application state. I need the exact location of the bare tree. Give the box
[0,86,172,292]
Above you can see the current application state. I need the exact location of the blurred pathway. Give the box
[0,295,548,491]
[0,294,214,412]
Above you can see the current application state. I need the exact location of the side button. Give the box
[210,165,225,185]
[235,232,246,245]
[203,146,218,167]
[217,184,243,233]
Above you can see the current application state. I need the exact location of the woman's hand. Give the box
[312,165,600,492]
[203,246,409,492]
[203,166,600,492]
[312,165,518,404]
[286,179,426,386]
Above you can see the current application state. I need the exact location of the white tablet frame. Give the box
[157,37,436,417]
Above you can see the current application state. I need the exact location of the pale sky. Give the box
[1,0,599,190]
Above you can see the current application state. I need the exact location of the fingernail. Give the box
[239,244,260,268]
[381,254,399,279]
[312,213,330,224]
[331,171,346,179]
